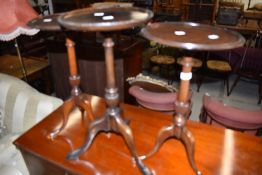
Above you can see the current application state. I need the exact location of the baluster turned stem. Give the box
[178,57,192,103]
[103,38,115,89]
[66,38,78,76]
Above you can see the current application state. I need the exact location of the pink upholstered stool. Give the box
[200,94,262,135]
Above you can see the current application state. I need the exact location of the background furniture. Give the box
[0,54,51,94]
[14,93,262,175]
[127,74,178,113]
[198,50,233,96]
[229,47,262,104]
[129,85,177,112]
[244,0,262,26]
[216,0,244,26]
[152,0,182,21]
[150,54,176,83]
[0,73,63,175]
[0,0,39,81]
[200,94,262,135]
[181,0,218,23]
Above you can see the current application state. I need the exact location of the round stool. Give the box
[150,55,175,84]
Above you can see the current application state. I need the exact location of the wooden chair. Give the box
[200,93,262,136]
[229,46,262,104]
[150,54,176,84]
[198,51,233,96]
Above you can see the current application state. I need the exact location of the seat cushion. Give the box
[0,73,63,134]
[150,55,175,65]
[177,57,203,68]
[207,60,231,72]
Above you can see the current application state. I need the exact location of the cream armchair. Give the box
[0,73,63,175]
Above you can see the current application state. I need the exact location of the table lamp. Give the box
[0,0,39,81]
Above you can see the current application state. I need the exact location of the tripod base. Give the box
[67,107,153,175]
[140,115,201,175]
[49,93,94,139]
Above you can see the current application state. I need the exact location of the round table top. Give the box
[140,22,246,51]
[58,7,153,32]
[27,13,63,31]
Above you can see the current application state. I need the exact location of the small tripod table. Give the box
[58,7,154,175]
[140,22,245,175]
[28,14,95,139]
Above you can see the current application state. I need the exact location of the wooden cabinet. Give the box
[47,35,144,103]
[181,0,218,23]
[152,0,182,21]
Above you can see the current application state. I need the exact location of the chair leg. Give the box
[226,76,230,96]
[229,74,241,96]
[199,108,207,122]
[258,81,262,104]
[197,70,203,92]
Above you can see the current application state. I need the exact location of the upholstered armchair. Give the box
[0,73,63,175]
[200,93,262,136]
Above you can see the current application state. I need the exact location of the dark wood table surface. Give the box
[14,94,262,175]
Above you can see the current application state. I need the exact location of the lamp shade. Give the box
[0,0,39,41]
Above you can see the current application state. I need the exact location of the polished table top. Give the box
[14,94,262,175]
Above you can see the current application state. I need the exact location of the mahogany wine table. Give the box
[14,94,262,175]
